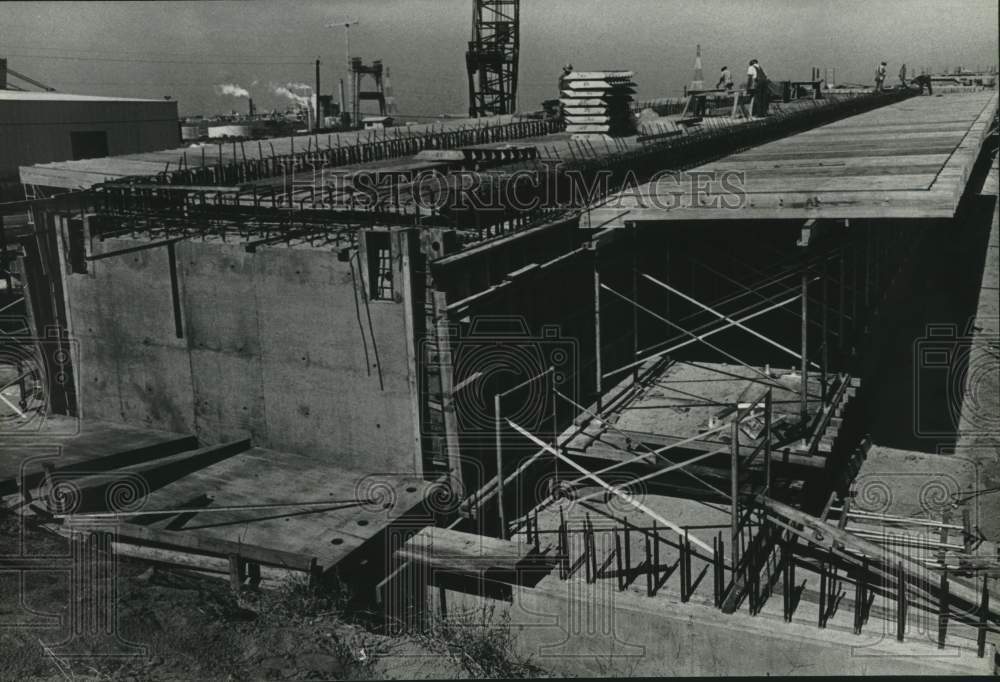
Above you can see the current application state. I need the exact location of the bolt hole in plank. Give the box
[358,520,369,526]
[406,486,417,493]
[331,538,344,545]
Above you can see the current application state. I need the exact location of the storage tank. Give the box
[207,124,252,138]
[180,125,204,141]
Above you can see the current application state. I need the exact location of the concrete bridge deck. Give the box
[585,91,998,225]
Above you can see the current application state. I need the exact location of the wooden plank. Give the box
[37,439,250,508]
[0,426,198,494]
[587,430,822,468]
[396,526,529,574]
[131,446,433,570]
[564,115,612,125]
[57,516,318,572]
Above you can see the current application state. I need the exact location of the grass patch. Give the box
[419,603,545,679]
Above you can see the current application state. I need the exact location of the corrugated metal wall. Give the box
[0,98,180,179]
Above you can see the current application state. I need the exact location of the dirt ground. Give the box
[0,516,545,681]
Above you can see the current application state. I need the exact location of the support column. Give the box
[631,226,639,383]
[593,246,603,413]
[764,388,773,495]
[838,226,846,358]
[730,420,740,578]
[433,290,465,500]
[821,252,828,401]
[800,263,809,423]
[494,393,506,539]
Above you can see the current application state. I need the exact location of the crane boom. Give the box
[465,0,519,117]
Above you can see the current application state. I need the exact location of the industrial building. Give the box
[0,89,180,198]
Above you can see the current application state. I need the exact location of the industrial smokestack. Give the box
[248,97,255,119]
[0,58,6,90]
[339,78,346,123]
[314,58,322,131]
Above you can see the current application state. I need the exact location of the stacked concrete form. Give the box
[560,70,637,137]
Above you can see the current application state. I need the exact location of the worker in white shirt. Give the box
[874,61,887,93]
[746,59,769,118]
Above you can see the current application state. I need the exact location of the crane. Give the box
[465,0,519,118]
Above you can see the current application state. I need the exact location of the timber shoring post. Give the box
[821,254,828,401]
[800,261,809,424]
[730,419,740,581]
[764,388,773,495]
[631,224,639,384]
[228,554,244,592]
[494,393,507,540]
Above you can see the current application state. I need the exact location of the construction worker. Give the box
[874,61,887,92]
[910,73,933,95]
[559,64,573,91]
[716,65,734,91]
[898,63,908,87]
[558,64,573,121]
[746,59,770,118]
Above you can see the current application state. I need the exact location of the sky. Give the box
[3,0,997,118]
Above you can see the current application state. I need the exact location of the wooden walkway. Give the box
[585,91,998,225]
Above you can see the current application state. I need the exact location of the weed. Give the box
[420,602,545,679]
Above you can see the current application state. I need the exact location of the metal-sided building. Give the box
[0,90,180,197]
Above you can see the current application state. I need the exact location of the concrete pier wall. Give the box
[429,578,994,677]
[60,229,423,473]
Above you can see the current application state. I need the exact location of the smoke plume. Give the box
[216,83,250,98]
[271,82,313,108]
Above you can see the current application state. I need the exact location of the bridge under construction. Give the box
[2,81,998,675]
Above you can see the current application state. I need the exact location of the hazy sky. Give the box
[4,1,997,117]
